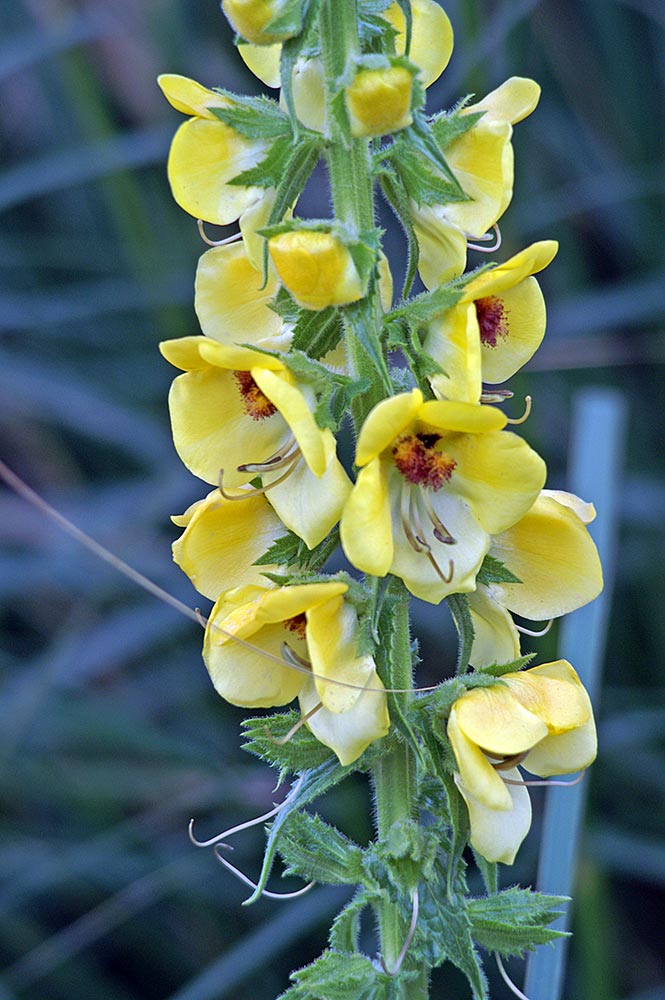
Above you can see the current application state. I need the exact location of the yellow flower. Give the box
[381,0,454,89]
[204,583,390,764]
[424,241,558,403]
[345,63,415,138]
[468,490,603,667]
[412,78,541,288]
[222,0,299,45]
[268,230,366,311]
[171,488,284,601]
[447,660,597,863]
[340,388,546,603]
[160,337,351,547]
[158,74,272,226]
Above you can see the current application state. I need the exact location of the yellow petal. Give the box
[541,489,596,524]
[419,399,507,435]
[160,335,210,371]
[306,594,373,712]
[424,301,482,403]
[158,74,228,118]
[523,717,597,777]
[239,188,281,272]
[477,276,547,384]
[168,117,267,225]
[489,492,603,619]
[502,661,591,734]
[444,121,513,238]
[194,243,284,349]
[465,77,541,126]
[254,581,348,625]
[468,587,521,668]
[238,42,282,88]
[453,685,549,757]
[222,0,295,45]
[446,430,546,534]
[355,389,423,466]
[268,230,365,310]
[383,0,454,89]
[411,202,468,288]
[447,705,514,810]
[291,58,326,131]
[198,338,283,372]
[340,459,393,576]
[462,241,558,302]
[299,671,390,765]
[172,489,283,600]
[455,767,532,865]
[251,368,327,476]
[265,438,351,548]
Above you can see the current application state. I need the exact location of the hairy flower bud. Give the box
[345,64,414,138]
[221,0,298,45]
[268,230,365,310]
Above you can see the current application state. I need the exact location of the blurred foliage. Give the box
[1,1,664,999]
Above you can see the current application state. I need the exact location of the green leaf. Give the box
[385,135,467,208]
[476,653,537,678]
[468,887,569,958]
[329,888,384,952]
[210,93,291,139]
[254,527,341,573]
[231,133,321,192]
[278,811,366,885]
[472,849,498,896]
[388,280,464,325]
[278,349,370,431]
[280,950,391,1000]
[377,166,419,299]
[290,305,344,359]
[247,758,359,903]
[262,0,307,38]
[476,554,522,586]
[242,710,335,773]
[431,106,484,150]
[417,875,488,999]
[446,593,475,674]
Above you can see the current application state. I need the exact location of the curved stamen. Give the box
[218,456,300,500]
[489,751,529,771]
[420,490,456,545]
[213,846,315,901]
[238,436,299,474]
[495,953,531,1000]
[400,484,429,552]
[480,388,513,404]
[197,219,243,247]
[381,888,420,976]
[467,223,502,253]
[265,701,323,746]
[516,618,553,638]
[503,770,586,788]
[506,395,532,425]
[281,642,312,671]
[189,775,306,849]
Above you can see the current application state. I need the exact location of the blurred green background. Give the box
[1,1,664,998]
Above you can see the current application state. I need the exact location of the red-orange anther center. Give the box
[233,371,277,420]
[476,295,509,348]
[283,613,307,639]
[392,433,456,491]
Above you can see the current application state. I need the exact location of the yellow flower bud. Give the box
[268,231,365,311]
[345,65,414,138]
[222,0,296,45]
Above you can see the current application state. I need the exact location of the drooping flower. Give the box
[267,229,366,311]
[160,337,351,547]
[447,660,597,863]
[171,488,284,601]
[158,74,273,227]
[468,490,603,667]
[411,78,542,288]
[424,241,558,404]
[340,388,546,603]
[204,582,390,764]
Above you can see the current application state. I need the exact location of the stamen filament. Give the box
[467,223,502,253]
[421,490,456,545]
[495,953,531,1000]
[218,456,300,500]
[506,395,532,425]
[516,618,553,638]
[213,846,315,901]
[197,219,243,247]
[265,701,323,746]
[188,775,306,848]
[381,888,420,976]
[238,436,299,473]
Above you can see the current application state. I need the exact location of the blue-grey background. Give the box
[1,1,664,998]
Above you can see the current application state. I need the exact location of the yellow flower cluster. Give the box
[158,0,601,860]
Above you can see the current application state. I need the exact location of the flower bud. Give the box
[268,230,365,310]
[345,64,414,138]
[222,0,298,45]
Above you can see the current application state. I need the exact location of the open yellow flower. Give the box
[424,241,558,403]
[469,490,603,667]
[412,78,542,288]
[204,583,390,764]
[158,74,272,226]
[171,488,284,601]
[340,388,546,603]
[448,660,597,863]
[160,337,351,547]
